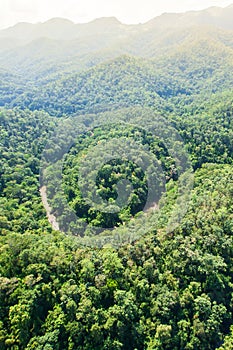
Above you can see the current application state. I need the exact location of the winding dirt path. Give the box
[40,186,60,231]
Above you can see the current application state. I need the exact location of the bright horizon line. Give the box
[1,1,232,31]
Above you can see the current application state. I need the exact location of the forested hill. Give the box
[0,4,233,350]
[0,27,233,115]
[0,5,233,79]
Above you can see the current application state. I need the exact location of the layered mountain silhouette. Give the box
[0,4,232,113]
[145,4,233,30]
[0,4,233,45]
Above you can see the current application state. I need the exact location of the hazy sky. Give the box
[0,0,233,29]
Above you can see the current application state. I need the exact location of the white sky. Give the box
[0,0,232,29]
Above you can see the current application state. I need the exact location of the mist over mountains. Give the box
[0,4,232,56]
[0,4,232,114]
[1,4,233,45]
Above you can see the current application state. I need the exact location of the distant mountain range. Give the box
[0,4,233,45]
[0,3,232,113]
[145,4,233,30]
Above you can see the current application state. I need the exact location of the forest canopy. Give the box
[0,5,233,349]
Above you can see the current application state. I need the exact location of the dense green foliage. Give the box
[1,8,233,349]
[0,164,233,349]
[61,124,177,229]
[0,109,57,235]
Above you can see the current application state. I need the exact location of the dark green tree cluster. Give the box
[61,125,175,229]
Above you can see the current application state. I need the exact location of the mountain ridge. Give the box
[0,4,233,45]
